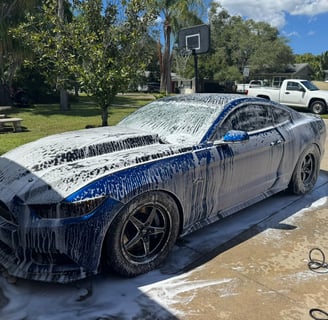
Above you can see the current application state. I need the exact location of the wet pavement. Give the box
[166,119,328,320]
[162,188,328,320]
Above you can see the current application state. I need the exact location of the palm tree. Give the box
[155,0,204,93]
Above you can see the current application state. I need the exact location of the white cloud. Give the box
[282,31,300,38]
[215,0,328,28]
[291,0,328,15]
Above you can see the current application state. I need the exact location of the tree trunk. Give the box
[101,106,109,126]
[60,87,69,110]
[161,21,172,94]
[57,0,69,111]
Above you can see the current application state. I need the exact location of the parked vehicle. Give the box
[247,79,328,114]
[236,80,266,93]
[0,94,326,283]
[137,82,160,93]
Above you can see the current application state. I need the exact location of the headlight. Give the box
[30,196,106,219]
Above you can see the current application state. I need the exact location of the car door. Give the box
[280,81,305,107]
[204,103,285,217]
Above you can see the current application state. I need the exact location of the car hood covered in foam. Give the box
[0,126,191,204]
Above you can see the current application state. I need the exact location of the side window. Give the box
[214,104,273,139]
[286,81,302,91]
[225,104,273,132]
[272,107,291,125]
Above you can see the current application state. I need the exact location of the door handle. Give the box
[270,140,282,146]
[285,92,290,94]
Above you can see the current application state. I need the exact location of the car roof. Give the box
[161,93,246,107]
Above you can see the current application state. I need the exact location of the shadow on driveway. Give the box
[0,171,327,320]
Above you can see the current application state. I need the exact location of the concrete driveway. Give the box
[0,121,327,320]
[166,119,328,320]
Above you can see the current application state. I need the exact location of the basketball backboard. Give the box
[178,24,210,55]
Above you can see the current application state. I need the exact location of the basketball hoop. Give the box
[177,24,210,93]
[175,48,192,79]
[178,24,210,55]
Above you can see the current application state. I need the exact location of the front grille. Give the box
[0,201,17,224]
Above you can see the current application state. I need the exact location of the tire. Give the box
[288,145,320,195]
[258,95,270,100]
[310,100,326,114]
[104,191,180,277]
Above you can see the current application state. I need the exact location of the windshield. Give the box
[301,80,319,91]
[117,99,224,144]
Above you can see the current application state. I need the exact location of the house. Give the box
[252,63,313,87]
[171,63,315,94]
[324,70,328,82]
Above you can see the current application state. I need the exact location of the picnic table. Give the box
[0,117,23,132]
[0,106,12,112]
[0,106,23,132]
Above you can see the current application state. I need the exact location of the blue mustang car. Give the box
[0,94,326,283]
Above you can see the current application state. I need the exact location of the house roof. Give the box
[292,63,311,73]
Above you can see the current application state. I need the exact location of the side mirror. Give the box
[214,130,249,145]
[223,130,249,142]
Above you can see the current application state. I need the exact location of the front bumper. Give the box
[0,198,123,283]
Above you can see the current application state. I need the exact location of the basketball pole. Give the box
[192,49,199,93]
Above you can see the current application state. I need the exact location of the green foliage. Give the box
[12,0,157,125]
[295,51,328,80]
[154,0,204,92]
[12,64,60,103]
[0,0,41,99]
[200,3,294,81]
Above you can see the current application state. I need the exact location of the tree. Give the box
[295,51,328,80]
[247,21,294,73]
[319,51,328,80]
[13,0,156,125]
[154,0,204,93]
[202,3,294,82]
[57,0,70,110]
[70,0,156,125]
[0,0,40,103]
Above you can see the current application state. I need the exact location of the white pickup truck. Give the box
[236,80,266,93]
[246,79,328,114]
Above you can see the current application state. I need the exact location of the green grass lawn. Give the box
[0,94,155,155]
[1,93,327,155]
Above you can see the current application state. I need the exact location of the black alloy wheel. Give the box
[289,145,320,195]
[105,191,180,277]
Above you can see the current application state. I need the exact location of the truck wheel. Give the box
[258,95,270,100]
[310,100,326,114]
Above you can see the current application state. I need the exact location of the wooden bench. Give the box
[0,106,12,112]
[0,118,23,132]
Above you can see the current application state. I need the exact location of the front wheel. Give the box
[288,145,320,195]
[104,191,180,277]
[310,100,326,114]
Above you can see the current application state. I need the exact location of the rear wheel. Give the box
[104,191,180,277]
[310,100,326,114]
[288,145,320,195]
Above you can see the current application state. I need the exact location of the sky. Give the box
[211,0,328,55]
